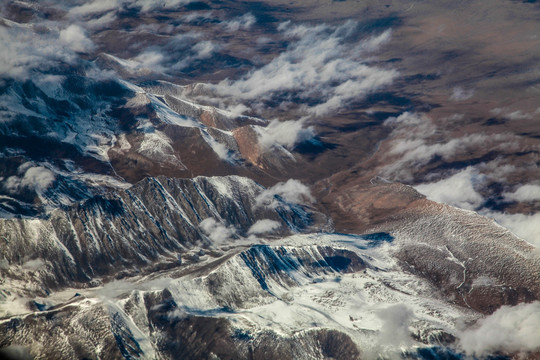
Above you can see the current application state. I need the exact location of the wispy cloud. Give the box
[0,23,78,80]
[4,163,56,195]
[369,303,415,359]
[173,40,221,70]
[84,12,118,29]
[413,163,540,247]
[132,50,167,73]
[96,277,174,299]
[180,11,215,24]
[199,217,236,245]
[376,303,414,346]
[382,112,520,181]
[22,258,46,270]
[449,87,474,101]
[68,0,121,17]
[59,24,95,53]
[68,0,193,17]
[414,167,485,211]
[256,118,315,150]
[458,301,540,357]
[490,108,535,120]
[255,179,314,209]
[247,219,281,235]
[123,33,221,74]
[484,212,540,248]
[506,110,533,120]
[207,21,396,117]
[503,184,540,203]
[222,13,256,32]
[0,346,33,360]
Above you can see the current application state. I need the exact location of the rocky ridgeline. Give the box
[0,175,321,297]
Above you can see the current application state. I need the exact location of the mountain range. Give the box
[1,1,539,359]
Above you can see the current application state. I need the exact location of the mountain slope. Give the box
[1,176,539,359]
[0,175,324,301]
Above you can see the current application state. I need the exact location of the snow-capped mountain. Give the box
[1,175,538,359]
[0,175,325,300]
[1,0,540,359]
[0,74,307,219]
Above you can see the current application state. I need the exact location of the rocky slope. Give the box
[0,175,324,301]
[1,0,540,359]
[1,175,539,359]
[317,177,540,314]
[0,74,308,218]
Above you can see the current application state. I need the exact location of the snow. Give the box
[205,177,234,199]
[165,93,265,123]
[107,301,158,359]
[88,232,476,355]
[136,119,186,168]
[116,78,145,93]
[0,89,47,122]
[148,94,198,127]
[0,223,484,358]
[199,128,233,161]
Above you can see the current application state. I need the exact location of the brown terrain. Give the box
[1,0,540,359]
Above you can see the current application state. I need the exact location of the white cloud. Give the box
[0,24,77,80]
[207,139,230,160]
[383,133,508,181]
[478,160,517,181]
[133,50,166,72]
[208,22,396,117]
[131,0,192,12]
[257,118,315,150]
[489,108,533,120]
[0,346,33,360]
[167,307,189,320]
[490,107,504,116]
[506,110,532,120]
[222,13,256,32]
[68,0,121,17]
[503,184,540,202]
[22,166,56,192]
[226,103,250,117]
[128,34,220,73]
[458,301,540,357]
[383,112,436,138]
[68,0,192,17]
[414,167,485,210]
[167,32,200,51]
[255,179,314,209]
[382,112,519,181]
[0,258,9,270]
[248,219,281,235]
[484,212,540,247]
[192,41,218,59]
[449,87,474,101]
[84,12,118,29]
[199,218,236,244]
[59,25,95,53]
[180,11,215,24]
[4,176,21,193]
[409,160,540,247]
[173,40,220,70]
[375,303,414,347]
[5,165,56,194]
